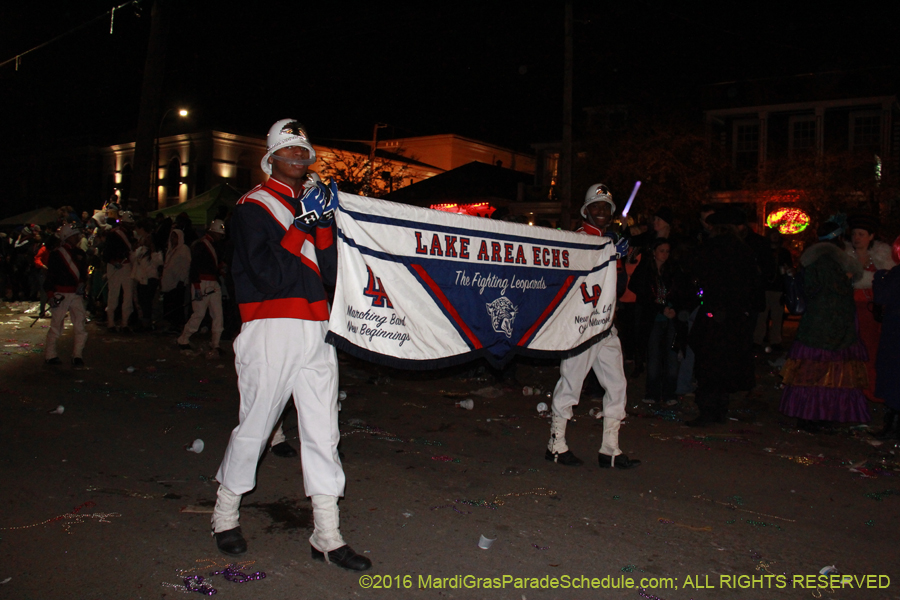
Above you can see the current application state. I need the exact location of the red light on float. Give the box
[430,202,496,218]
[766,208,810,235]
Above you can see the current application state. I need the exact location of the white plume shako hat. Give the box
[261,119,316,175]
[208,219,225,235]
[58,223,81,241]
[581,183,616,217]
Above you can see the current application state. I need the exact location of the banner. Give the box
[326,194,618,369]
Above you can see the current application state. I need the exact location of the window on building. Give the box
[850,111,882,152]
[789,116,816,155]
[733,120,759,170]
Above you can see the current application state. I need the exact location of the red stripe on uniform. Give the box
[281,226,312,256]
[264,178,302,198]
[262,185,297,213]
[236,184,264,204]
[315,226,334,250]
[239,298,329,322]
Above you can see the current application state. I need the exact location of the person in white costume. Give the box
[546,184,642,469]
[210,119,370,571]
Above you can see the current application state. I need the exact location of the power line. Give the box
[0,1,139,71]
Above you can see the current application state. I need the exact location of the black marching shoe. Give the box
[72,357,85,368]
[214,527,247,556]
[598,452,641,469]
[545,449,584,466]
[177,342,192,350]
[270,442,298,458]
[311,545,372,571]
[45,357,62,366]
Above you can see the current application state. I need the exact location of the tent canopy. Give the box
[0,206,60,227]
[149,184,243,226]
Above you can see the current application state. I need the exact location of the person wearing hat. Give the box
[779,217,869,431]
[845,214,897,402]
[208,120,372,570]
[103,211,136,331]
[626,205,682,375]
[545,183,641,469]
[176,219,226,354]
[685,206,762,427]
[651,206,674,239]
[44,223,88,367]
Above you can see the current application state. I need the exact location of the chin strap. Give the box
[270,153,315,166]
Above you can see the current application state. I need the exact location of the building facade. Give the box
[103,130,533,210]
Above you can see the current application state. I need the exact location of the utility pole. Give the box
[131,0,169,213]
[559,0,574,230]
[365,123,387,196]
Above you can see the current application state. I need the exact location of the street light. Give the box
[154,107,189,208]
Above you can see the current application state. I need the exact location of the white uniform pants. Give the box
[177,280,224,349]
[106,263,133,328]
[551,329,627,422]
[216,318,344,497]
[44,293,87,360]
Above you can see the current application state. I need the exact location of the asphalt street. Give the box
[0,301,897,600]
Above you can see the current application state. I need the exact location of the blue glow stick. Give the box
[621,181,641,217]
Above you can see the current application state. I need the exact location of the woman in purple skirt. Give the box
[780,218,870,432]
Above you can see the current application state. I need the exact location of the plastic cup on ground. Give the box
[186,439,204,453]
[477,534,496,550]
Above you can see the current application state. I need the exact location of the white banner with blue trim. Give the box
[326,193,618,369]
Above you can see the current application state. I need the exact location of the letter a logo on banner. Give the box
[363,266,393,308]
[579,282,602,308]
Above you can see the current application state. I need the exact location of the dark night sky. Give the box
[2,1,899,152]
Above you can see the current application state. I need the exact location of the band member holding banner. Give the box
[210,120,371,571]
[546,184,641,469]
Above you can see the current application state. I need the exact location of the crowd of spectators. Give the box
[3,196,898,439]
[0,200,238,345]
[614,205,899,435]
